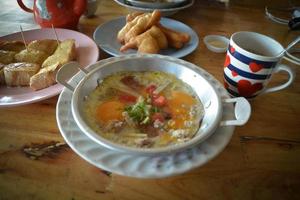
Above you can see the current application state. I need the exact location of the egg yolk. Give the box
[168,91,196,129]
[96,100,125,124]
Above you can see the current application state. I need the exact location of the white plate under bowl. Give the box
[93,17,198,58]
[114,0,194,16]
[56,56,236,178]
[65,55,222,156]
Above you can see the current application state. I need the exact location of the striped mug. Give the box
[223,31,296,98]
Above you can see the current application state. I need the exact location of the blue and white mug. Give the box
[223,31,296,98]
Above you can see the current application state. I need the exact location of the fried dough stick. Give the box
[157,24,191,49]
[137,37,160,54]
[118,10,162,44]
[117,13,147,43]
[120,25,168,54]
[126,12,143,22]
[124,10,162,43]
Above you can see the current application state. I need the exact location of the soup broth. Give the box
[84,71,204,148]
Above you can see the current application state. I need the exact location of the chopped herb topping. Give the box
[150,106,160,113]
[125,96,151,124]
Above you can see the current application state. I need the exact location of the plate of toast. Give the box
[93,11,198,58]
[0,28,99,107]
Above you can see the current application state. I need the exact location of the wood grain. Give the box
[0,0,300,199]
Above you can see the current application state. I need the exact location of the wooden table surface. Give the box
[1,1,300,199]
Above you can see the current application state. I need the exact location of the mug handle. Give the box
[262,64,295,94]
[17,0,33,13]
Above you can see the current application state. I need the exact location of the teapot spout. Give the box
[74,0,87,16]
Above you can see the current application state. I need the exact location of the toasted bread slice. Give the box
[29,63,60,90]
[42,39,76,68]
[15,49,48,65]
[30,39,76,90]
[0,41,25,52]
[4,62,40,86]
[28,39,59,56]
[0,50,17,64]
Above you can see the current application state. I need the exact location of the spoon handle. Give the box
[278,36,300,59]
[285,36,300,53]
[282,36,300,65]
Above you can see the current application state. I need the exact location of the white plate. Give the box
[114,0,194,16]
[125,0,188,9]
[0,28,99,107]
[56,57,235,178]
[93,17,198,58]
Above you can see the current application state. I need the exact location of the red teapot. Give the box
[17,0,87,29]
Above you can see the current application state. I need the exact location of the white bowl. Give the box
[113,0,194,16]
[57,54,250,156]
[203,35,229,53]
[125,0,188,9]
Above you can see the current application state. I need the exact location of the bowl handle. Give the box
[56,61,89,92]
[220,97,251,126]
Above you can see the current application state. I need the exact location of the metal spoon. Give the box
[279,36,300,57]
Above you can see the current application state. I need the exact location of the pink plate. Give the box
[0,28,99,107]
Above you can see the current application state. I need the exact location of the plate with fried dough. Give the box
[0,28,99,107]
[93,15,198,58]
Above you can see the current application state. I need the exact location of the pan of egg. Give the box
[56,54,251,156]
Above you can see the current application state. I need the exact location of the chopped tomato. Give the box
[152,95,167,107]
[151,112,165,123]
[145,84,157,95]
[119,94,137,103]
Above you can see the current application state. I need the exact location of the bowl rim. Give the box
[113,0,194,13]
[125,0,188,9]
[71,54,223,156]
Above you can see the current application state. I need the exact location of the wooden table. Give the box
[1,1,300,199]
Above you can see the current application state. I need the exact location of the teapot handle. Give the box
[17,0,33,13]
